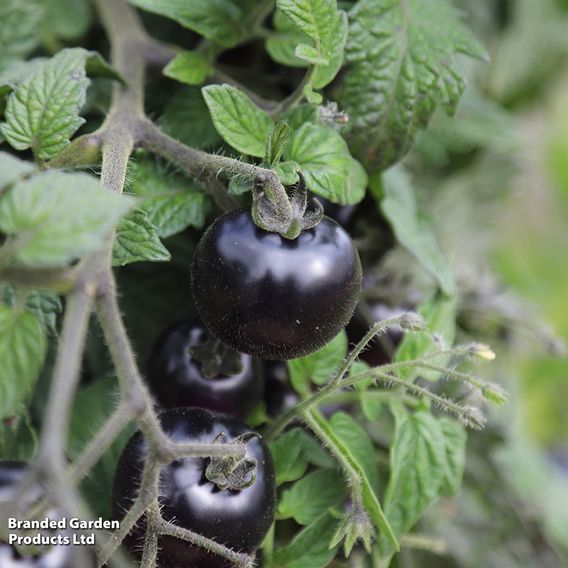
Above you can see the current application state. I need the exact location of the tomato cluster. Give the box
[108,201,365,565]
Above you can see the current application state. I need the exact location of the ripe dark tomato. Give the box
[347,303,407,366]
[112,407,276,568]
[146,320,262,419]
[191,210,362,360]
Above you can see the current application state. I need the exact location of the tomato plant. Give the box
[0,1,566,568]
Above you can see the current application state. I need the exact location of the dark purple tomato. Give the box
[146,320,263,419]
[112,408,276,568]
[347,303,407,366]
[191,210,362,360]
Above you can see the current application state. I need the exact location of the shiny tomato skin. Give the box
[112,408,276,568]
[191,210,362,360]
[146,320,262,419]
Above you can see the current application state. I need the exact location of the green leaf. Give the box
[0,412,37,461]
[394,295,457,381]
[278,469,347,525]
[24,292,62,338]
[379,403,448,556]
[0,152,35,189]
[310,412,399,550]
[271,430,310,485]
[295,44,329,65]
[203,84,274,157]
[339,0,488,169]
[284,104,319,129]
[265,121,291,167]
[266,10,309,68]
[272,511,339,568]
[0,306,47,419]
[330,411,380,493]
[68,377,136,518]
[161,87,221,150]
[288,331,347,394]
[275,160,300,185]
[285,123,367,204]
[277,0,348,88]
[0,0,45,72]
[0,59,47,110]
[270,428,334,485]
[379,167,455,296]
[112,208,171,267]
[0,48,119,160]
[164,51,212,86]
[1,284,62,338]
[130,160,209,238]
[128,0,245,47]
[40,0,92,41]
[0,171,134,267]
[439,417,467,496]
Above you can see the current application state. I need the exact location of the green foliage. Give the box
[379,403,466,558]
[379,167,455,296]
[113,209,171,266]
[40,0,93,41]
[288,330,347,394]
[0,48,120,160]
[273,511,339,568]
[128,0,247,47]
[285,123,367,204]
[0,170,133,266]
[0,0,44,72]
[129,160,210,238]
[276,0,348,88]
[0,1,549,567]
[164,51,212,86]
[160,87,221,150]
[1,284,62,338]
[278,468,347,525]
[340,0,487,170]
[0,305,47,419]
[270,428,334,486]
[0,412,37,461]
[202,84,274,157]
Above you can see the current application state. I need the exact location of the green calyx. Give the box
[205,432,259,491]
[252,171,324,239]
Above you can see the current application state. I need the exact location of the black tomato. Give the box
[347,303,407,366]
[112,407,276,568]
[191,210,362,360]
[146,320,263,419]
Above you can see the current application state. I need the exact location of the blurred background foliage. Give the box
[397,0,568,565]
